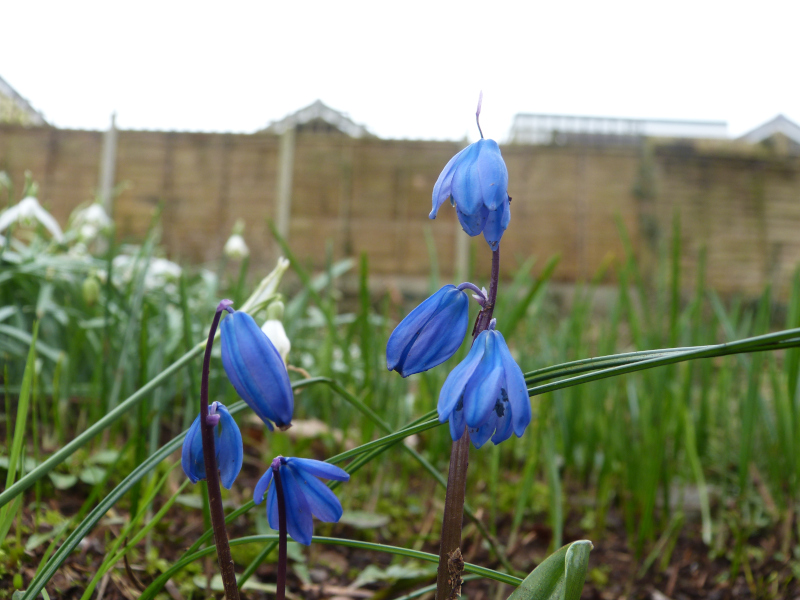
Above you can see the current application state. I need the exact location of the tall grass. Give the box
[1,202,799,596]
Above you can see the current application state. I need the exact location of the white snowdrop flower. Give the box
[0,197,63,241]
[224,233,249,260]
[261,319,291,364]
[70,203,112,242]
[261,301,290,363]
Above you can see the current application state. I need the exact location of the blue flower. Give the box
[181,402,243,489]
[429,139,511,251]
[253,456,350,546]
[221,309,294,430]
[386,284,470,377]
[437,327,531,448]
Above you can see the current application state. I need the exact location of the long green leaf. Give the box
[0,322,38,540]
[140,534,522,599]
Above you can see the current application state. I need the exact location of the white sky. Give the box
[3,0,798,142]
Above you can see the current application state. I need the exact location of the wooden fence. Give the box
[1,124,798,297]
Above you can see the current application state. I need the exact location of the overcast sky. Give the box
[3,1,798,142]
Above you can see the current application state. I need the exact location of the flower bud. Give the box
[221,309,294,430]
[386,285,469,377]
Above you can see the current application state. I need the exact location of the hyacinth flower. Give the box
[438,321,531,448]
[221,306,294,430]
[181,402,243,489]
[429,96,510,252]
[386,283,487,377]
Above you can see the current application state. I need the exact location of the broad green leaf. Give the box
[339,510,390,529]
[507,540,592,600]
[47,473,78,490]
[78,466,106,485]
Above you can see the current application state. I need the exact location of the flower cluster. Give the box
[180,287,349,546]
[388,104,531,447]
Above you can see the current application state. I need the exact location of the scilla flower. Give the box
[437,322,531,448]
[181,402,243,489]
[429,139,510,251]
[221,307,294,430]
[254,456,350,546]
[387,284,481,377]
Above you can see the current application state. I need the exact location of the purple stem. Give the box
[201,300,239,599]
[456,281,487,306]
[273,460,288,600]
[436,247,500,600]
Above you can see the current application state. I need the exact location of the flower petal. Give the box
[437,331,489,422]
[281,466,315,546]
[286,458,350,482]
[490,398,514,445]
[463,332,504,429]
[456,204,489,237]
[430,145,471,219]
[285,462,343,523]
[475,140,509,212]
[450,142,484,216]
[215,405,243,490]
[254,468,274,505]
[181,415,205,484]
[495,332,532,437]
[449,399,467,441]
[482,199,509,251]
[267,483,279,531]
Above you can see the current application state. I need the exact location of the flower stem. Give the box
[201,301,240,599]
[436,247,500,600]
[273,464,288,600]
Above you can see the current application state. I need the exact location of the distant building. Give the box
[260,100,373,138]
[0,75,46,126]
[738,114,800,154]
[508,113,727,146]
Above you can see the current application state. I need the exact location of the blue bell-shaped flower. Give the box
[437,326,531,448]
[221,309,294,430]
[254,456,350,546]
[386,284,470,377]
[181,402,243,489]
[429,139,511,251]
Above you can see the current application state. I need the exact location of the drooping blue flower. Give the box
[437,326,532,448]
[386,284,470,377]
[253,456,350,546]
[221,309,294,430]
[429,139,511,251]
[181,402,243,489]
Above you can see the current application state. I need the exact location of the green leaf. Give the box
[507,540,592,600]
[47,473,78,490]
[339,510,390,529]
[78,466,106,485]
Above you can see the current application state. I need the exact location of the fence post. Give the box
[274,127,296,256]
[98,112,118,215]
